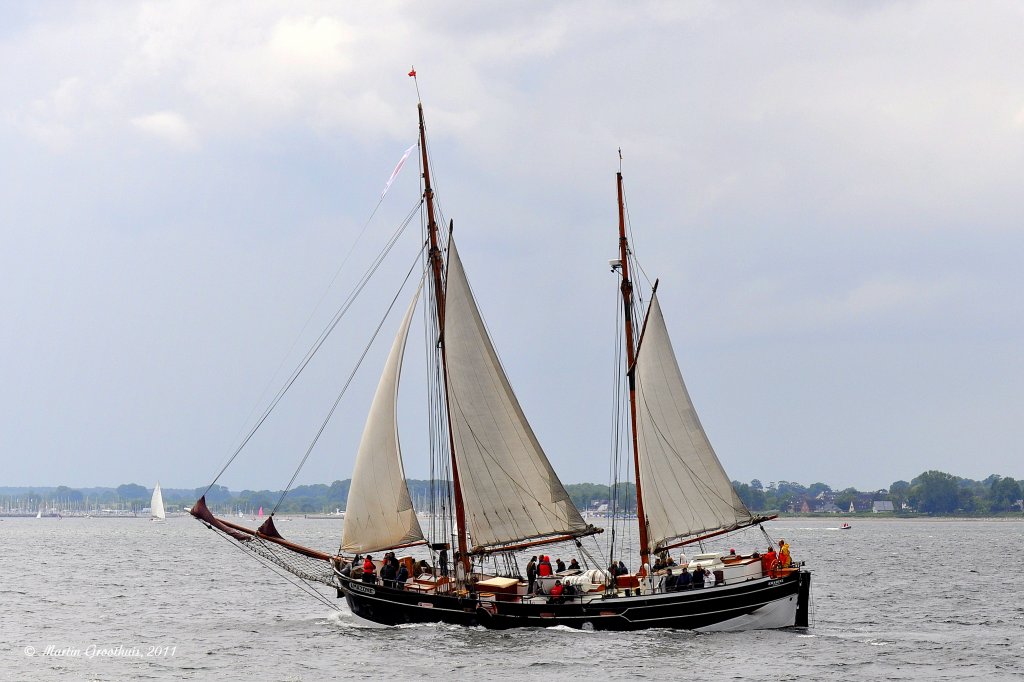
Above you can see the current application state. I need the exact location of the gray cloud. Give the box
[1,1,1021,492]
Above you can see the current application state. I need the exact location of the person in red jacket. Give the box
[548,580,564,603]
[537,555,553,577]
[761,547,778,577]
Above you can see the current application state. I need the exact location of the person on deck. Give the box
[568,558,580,570]
[526,556,537,594]
[761,547,778,577]
[778,539,792,569]
[555,558,566,572]
[380,560,397,588]
[663,568,676,592]
[361,555,377,584]
[676,568,692,590]
[395,563,410,586]
[617,560,628,576]
[691,566,704,588]
[439,547,449,577]
[538,555,553,577]
[548,580,564,603]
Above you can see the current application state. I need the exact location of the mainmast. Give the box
[616,168,651,569]
[418,103,470,572]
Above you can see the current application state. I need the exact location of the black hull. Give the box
[339,571,811,632]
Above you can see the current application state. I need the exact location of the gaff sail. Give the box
[633,292,752,553]
[443,239,592,552]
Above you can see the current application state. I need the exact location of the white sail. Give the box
[443,240,589,551]
[151,483,166,520]
[36,505,42,519]
[341,286,426,554]
[633,292,751,553]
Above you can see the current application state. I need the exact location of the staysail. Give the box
[443,239,590,552]
[151,483,166,520]
[633,292,751,552]
[341,286,426,554]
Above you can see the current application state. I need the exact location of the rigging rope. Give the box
[202,199,422,498]
[273,245,427,516]
[209,521,340,612]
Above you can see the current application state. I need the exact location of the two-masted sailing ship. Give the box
[190,97,811,632]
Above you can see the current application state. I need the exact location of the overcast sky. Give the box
[2,1,1021,493]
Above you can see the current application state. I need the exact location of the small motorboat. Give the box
[840,522,852,530]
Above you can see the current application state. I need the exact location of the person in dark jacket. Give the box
[568,558,580,570]
[395,563,410,587]
[439,548,449,577]
[526,556,538,594]
[663,568,677,592]
[676,568,692,590]
[691,567,704,588]
[380,560,397,588]
[555,558,566,572]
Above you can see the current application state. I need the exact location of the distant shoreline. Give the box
[775,513,1024,521]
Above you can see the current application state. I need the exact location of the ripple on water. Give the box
[4,516,1024,680]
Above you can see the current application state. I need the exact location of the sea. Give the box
[2,516,1022,681]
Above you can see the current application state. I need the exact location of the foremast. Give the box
[418,103,471,573]
[616,168,651,568]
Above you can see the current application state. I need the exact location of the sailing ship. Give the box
[150,483,166,521]
[190,96,810,632]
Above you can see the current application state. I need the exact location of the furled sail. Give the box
[443,239,590,551]
[633,292,752,553]
[341,286,426,554]
[151,483,166,520]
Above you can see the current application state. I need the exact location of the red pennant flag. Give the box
[408,69,416,77]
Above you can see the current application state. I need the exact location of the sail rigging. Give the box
[442,239,593,552]
[342,285,427,554]
[633,292,752,552]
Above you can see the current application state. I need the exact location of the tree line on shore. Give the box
[732,471,1023,515]
[4,470,1020,516]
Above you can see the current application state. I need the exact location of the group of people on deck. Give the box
[348,551,410,588]
[525,555,581,595]
[756,538,793,577]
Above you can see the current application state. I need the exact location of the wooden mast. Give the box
[418,103,470,573]
[616,168,651,570]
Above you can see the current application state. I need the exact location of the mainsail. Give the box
[443,239,590,551]
[633,292,751,552]
[341,286,426,554]
[151,483,166,520]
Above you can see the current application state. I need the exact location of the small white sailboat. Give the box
[150,483,166,521]
[35,505,42,519]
